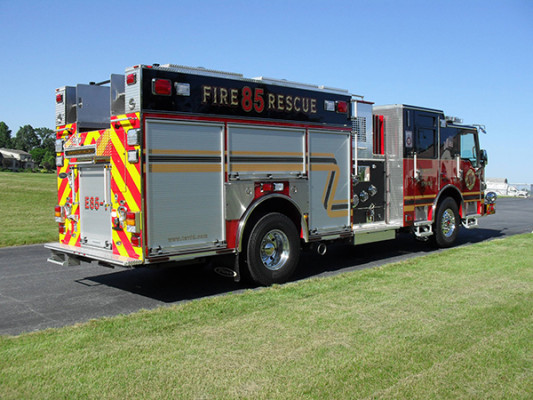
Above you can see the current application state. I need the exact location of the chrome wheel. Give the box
[246,212,300,285]
[433,197,459,248]
[260,229,290,271]
[441,208,456,238]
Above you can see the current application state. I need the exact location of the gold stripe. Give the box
[311,164,338,172]
[231,164,302,172]
[151,164,222,173]
[404,205,415,212]
[230,150,304,156]
[310,152,335,158]
[404,194,437,200]
[415,202,434,207]
[150,149,221,155]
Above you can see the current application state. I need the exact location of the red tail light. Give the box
[131,234,141,247]
[126,73,137,85]
[255,182,288,198]
[55,205,65,223]
[152,79,172,96]
[56,93,63,103]
[262,183,273,192]
[125,212,140,233]
[58,223,66,235]
[126,212,136,226]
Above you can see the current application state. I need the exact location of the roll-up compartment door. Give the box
[146,120,224,255]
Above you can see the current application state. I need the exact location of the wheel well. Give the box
[437,187,463,218]
[240,197,302,253]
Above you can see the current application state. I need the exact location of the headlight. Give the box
[485,191,497,204]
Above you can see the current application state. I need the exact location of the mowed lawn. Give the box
[1,234,532,399]
[0,172,57,247]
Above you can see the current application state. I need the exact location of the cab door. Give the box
[405,110,439,221]
[459,129,482,214]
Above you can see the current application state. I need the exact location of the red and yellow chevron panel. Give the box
[55,113,144,262]
[110,113,143,260]
[56,122,80,247]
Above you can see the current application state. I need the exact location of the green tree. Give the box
[35,127,55,153]
[30,147,46,166]
[14,125,39,152]
[0,122,12,148]
[42,150,55,170]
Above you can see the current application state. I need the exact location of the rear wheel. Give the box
[246,213,300,286]
[433,197,459,248]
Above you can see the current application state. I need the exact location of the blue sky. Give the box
[1,0,532,182]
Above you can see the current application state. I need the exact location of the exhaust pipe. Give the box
[317,243,327,256]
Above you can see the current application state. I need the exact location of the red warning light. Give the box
[126,73,137,85]
[152,79,172,96]
[336,101,348,113]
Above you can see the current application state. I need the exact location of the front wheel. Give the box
[246,213,300,286]
[433,197,460,248]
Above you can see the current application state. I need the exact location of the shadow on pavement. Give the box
[83,227,504,304]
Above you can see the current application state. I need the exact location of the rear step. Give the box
[462,215,480,229]
[47,250,81,267]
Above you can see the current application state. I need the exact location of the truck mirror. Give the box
[480,149,488,166]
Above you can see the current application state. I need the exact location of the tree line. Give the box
[0,121,55,169]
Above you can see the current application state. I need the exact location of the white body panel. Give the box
[227,125,306,180]
[308,130,351,235]
[145,120,225,255]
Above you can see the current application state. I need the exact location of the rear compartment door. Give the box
[79,165,112,249]
[146,120,225,255]
[309,130,351,234]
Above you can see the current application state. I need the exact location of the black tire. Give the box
[245,213,300,286]
[433,197,460,248]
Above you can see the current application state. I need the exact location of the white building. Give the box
[0,148,35,171]
[486,178,529,198]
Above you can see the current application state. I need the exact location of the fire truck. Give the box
[46,64,496,285]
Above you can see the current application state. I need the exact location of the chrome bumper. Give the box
[44,242,143,267]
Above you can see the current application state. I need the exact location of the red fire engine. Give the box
[46,64,496,285]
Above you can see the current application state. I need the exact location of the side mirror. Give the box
[479,149,488,166]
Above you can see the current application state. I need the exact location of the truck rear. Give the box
[46,64,354,284]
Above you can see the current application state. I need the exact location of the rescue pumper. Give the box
[46,64,496,285]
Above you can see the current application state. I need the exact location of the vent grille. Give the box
[353,117,367,142]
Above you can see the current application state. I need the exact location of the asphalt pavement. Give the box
[1,197,532,336]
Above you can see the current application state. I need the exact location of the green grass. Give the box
[0,172,57,247]
[1,233,532,399]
